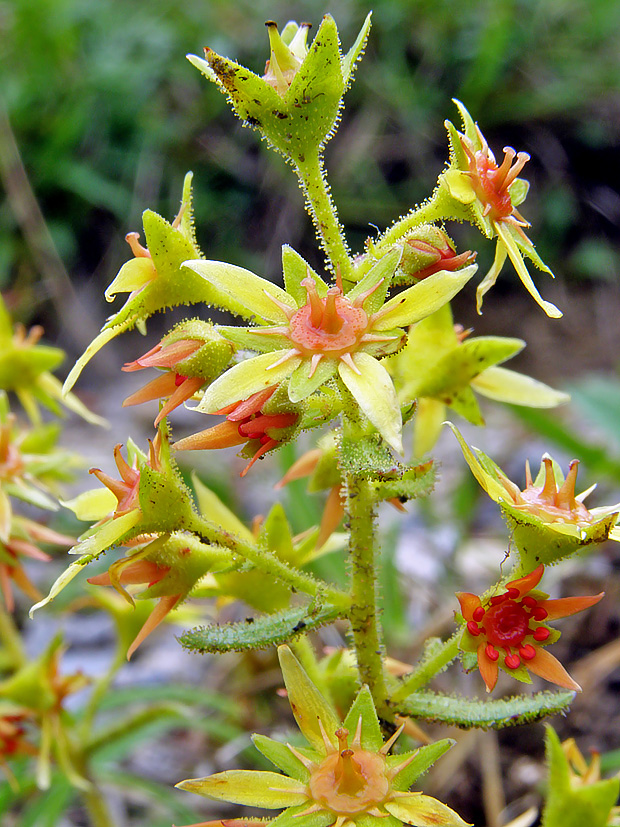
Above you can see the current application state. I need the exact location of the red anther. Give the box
[533,627,550,641]
[467,621,481,636]
[174,373,186,387]
[519,644,536,661]
[473,606,485,622]
[504,653,521,670]
[259,435,271,445]
[506,587,519,599]
[532,607,548,621]
[485,644,499,662]
[521,596,537,609]
[490,594,508,606]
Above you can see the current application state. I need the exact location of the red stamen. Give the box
[519,644,536,661]
[473,606,485,622]
[467,621,481,636]
[486,644,499,662]
[532,607,548,621]
[533,627,550,641]
[504,653,521,670]
[521,596,537,609]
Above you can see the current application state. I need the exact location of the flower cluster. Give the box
[177,646,468,827]
[175,385,300,477]
[457,564,602,693]
[441,100,560,318]
[184,247,476,454]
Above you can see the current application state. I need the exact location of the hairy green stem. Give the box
[373,187,449,252]
[295,152,354,280]
[346,472,390,717]
[391,632,461,703]
[188,514,350,611]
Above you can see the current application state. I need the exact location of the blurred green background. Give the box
[1,0,620,372]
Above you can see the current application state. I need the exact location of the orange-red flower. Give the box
[175,387,298,477]
[457,564,603,693]
[88,555,180,659]
[122,338,205,425]
[89,436,162,518]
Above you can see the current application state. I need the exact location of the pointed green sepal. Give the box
[252,734,311,783]
[389,739,455,791]
[176,770,307,807]
[374,265,477,331]
[278,645,340,751]
[342,685,383,751]
[542,726,620,827]
[182,260,296,323]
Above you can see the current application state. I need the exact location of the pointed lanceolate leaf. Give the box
[289,357,338,403]
[342,685,383,751]
[397,689,575,729]
[176,770,307,807]
[374,265,477,331]
[282,245,328,306]
[385,794,471,826]
[252,734,310,783]
[443,385,484,425]
[182,261,297,323]
[542,726,619,827]
[197,352,301,414]
[270,805,335,827]
[389,739,455,791]
[285,15,344,154]
[342,12,372,86]
[338,352,403,454]
[471,366,570,407]
[346,247,402,313]
[180,605,346,654]
[278,645,340,751]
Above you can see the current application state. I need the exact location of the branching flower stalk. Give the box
[11,12,617,826]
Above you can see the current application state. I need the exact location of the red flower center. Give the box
[288,279,369,356]
[483,600,530,648]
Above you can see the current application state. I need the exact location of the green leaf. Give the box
[338,352,403,454]
[181,260,296,323]
[374,264,477,331]
[180,604,346,654]
[288,357,338,403]
[343,685,383,751]
[252,733,311,783]
[278,644,341,752]
[176,770,307,807]
[192,473,254,543]
[282,245,328,306]
[389,739,455,791]
[542,726,620,827]
[342,12,372,86]
[346,247,402,313]
[340,431,400,478]
[398,689,575,729]
[472,366,570,407]
[197,351,301,414]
